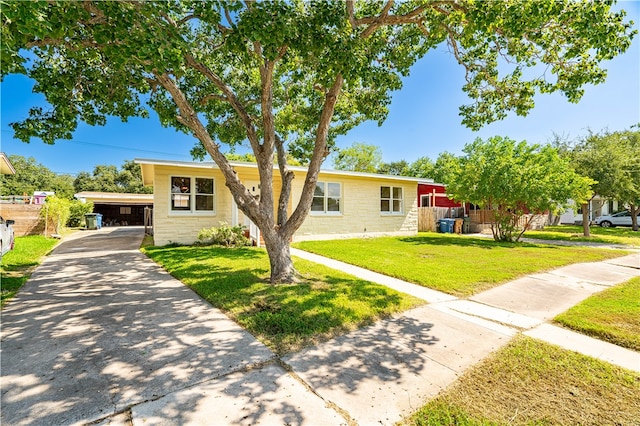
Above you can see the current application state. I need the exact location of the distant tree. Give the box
[40,195,70,235]
[3,1,634,282]
[0,155,75,199]
[377,160,409,176]
[333,142,382,173]
[74,161,152,194]
[442,136,594,242]
[431,152,458,184]
[406,157,435,179]
[564,128,640,233]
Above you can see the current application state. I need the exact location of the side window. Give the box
[312,181,341,214]
[195,178,214,211]
[171,176,191,211]
[381,186,403,214]
[171,176,215,213]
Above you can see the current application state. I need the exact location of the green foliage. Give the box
[0,155,75,199]
[67,200,93,227]
[40,196,71,234]
[197,222,250,247]
[333,142,383,173]
[440,136,594,242]
[73,160,152,194]
[377,160,409,176]
[562,127,640,230]
[405,156,435,179]
[2,1,634,158]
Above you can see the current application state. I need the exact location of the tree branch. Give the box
[184,54,261,150]
[284,73,344,235]
[155,72,261,222]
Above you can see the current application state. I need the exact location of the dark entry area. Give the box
[93,203,151,227]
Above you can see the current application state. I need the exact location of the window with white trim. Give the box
[170,176,215,213]
[381,186,403,214]
[311,181,341,214]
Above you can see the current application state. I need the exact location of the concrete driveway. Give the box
[1,227,337,425]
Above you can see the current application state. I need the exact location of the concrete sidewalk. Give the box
[2,228,638,425]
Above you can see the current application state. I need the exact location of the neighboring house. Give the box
[558,196,620,224]
[32,191,55,205]
[74,192,154,226]
[417,182,463,209]
[136,158,420,246]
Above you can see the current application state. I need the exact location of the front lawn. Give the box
[524,225,640,247]
[405,335,640,426]
[1,235,59,307]
[142,245,422,355]
[293,233,625,297]
[554,277,640,351]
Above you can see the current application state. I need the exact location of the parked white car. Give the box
[0,216,15,259]
[594,211,638,227]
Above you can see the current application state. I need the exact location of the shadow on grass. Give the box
[144,244,413,354]
[399,234,547,249]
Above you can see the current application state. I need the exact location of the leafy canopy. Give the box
[2,1,635,150]
[439,136,594,241]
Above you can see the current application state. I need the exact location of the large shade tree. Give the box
[1,1,635,282]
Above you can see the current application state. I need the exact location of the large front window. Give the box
[171,176,215,213]
[312,181,341,214]
[381,186,403,214]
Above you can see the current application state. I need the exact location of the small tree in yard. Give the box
[439,137,594,242]
[2,1,635,282]
[40,196,71,236]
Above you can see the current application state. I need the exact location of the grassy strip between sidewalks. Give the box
[294,233,626,297]
[142,244,422,355]
[554,277,640,351]
[524,225,640,247]
[1,235,59,308]
[404,335,640,426]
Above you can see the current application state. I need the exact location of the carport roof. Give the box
[74,191,153,205]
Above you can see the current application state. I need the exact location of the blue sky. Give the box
[1,2,639,176]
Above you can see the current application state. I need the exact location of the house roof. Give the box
[0,152,16,175]
[135,158,424,187]
[74,191,154,205]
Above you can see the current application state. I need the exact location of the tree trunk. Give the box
[630,203,639,232]
[263,231,297,283]
[581,202,590,237]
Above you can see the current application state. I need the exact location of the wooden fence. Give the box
[0,203,45,236]
[468,209,547,230]
[418,207,465,232]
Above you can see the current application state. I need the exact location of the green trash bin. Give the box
[85,213,98,230]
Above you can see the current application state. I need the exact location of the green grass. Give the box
[404,336,640,426]
[524,225,640,247]
[554,277,640,351]
[1,235,59,307]
[142,245,422,354]
[293,233,626,297]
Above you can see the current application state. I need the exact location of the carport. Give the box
[74,191,153,226]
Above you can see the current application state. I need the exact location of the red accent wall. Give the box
[417,183,463,208]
